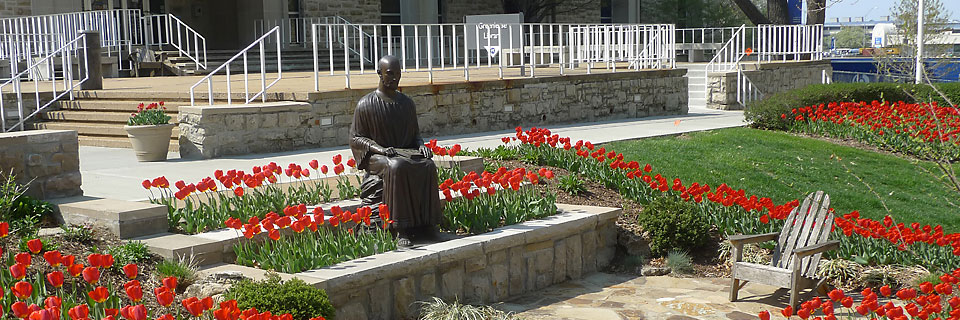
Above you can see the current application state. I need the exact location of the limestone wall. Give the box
[706,60,832,110]
[300,0,380,24]
[0,0,30,18]
[0,130,82,199]
[301,204,619,319]
[178,69,688,159]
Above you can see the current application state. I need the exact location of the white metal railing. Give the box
[0,9,142,71]
[142,14,207,70]
[736,65,762,107]
[1,33,89,132]
[190,26,281,106]
[705,25,753,73]
[757,24,824,62]
[311,23,676,89]
[256,17,339,47]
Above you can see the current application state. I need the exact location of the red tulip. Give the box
[123,264,138,279]
[155,288,174,307]
[880,285,892,296]
[11,302,28,318]
[68,304,89,320]
[182,297,205,317]
[346,158,356,168]
[332,154,342,165]
[9,263,26,280]
[308,159,319,170]
[334,164,344,175]
[88,287,109,303]
[46,271,64,288]
[30,309,55,320]
[141,180,151,189]
[43,251,61,267]
[81,267,100,284]
[758,310,770,320]
[781,306,793,317]
[44,296,61,309]
[320,165,328,174]
[162,276,178,291]
[125,284,143,302]
[0,222,8,237]
[15,253,31,266]
[67,263,84,277]
[234,187,244,197]
[11,281,32,299]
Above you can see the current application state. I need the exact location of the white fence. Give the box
[0,9,142,71]
[190,27,281,106]
[310,22,676,89]
[1,33,90,132]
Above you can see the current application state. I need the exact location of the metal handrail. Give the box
[736,64,763,108]
[1,33,89,132]
[0,9,142,71]
[311,22,677,89]
[757,24,824,62]
[189,26,281,106]
[705,24,748,73]
[143,13,207,70]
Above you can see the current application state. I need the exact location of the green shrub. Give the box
[637,197,710,256]
[106,241,152,265]
[745,82,960,130]
[224,274,334,320]
[666,250,694,274]
[60,224,95,243]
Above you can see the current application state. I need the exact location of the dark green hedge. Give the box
[745,83,960,130]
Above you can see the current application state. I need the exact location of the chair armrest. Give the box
[793,240,840,258]
[727,232,779,246]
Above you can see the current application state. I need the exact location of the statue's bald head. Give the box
[377,55,402,93]
[378,55,401,73]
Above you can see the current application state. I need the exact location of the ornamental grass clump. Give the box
[127,101,171,126]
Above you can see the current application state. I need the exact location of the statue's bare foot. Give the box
[397,237,412,247]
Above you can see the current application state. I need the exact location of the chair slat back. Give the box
[771,191,832,277]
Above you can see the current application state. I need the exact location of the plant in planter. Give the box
[125,101,173,162]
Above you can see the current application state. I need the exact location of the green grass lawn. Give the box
[604,127,960,233]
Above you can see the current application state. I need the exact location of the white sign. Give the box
[484,45,501,57]
[464,13,523,51]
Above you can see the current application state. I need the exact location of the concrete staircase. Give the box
[680,63,708,108]
[28,98,183,151]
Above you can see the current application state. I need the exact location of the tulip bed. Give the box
[785,100,960,162]
[0,222,325,320]
[496,127,960,273]
[758,269,960,319]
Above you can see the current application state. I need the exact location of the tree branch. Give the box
[730,0,771,25]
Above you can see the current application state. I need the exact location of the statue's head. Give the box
[377,55,402,92]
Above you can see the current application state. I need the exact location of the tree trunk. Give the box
[805,0,826,25]
[767,0,790,24]
[730,0,771,25]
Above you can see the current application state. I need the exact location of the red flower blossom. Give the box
[46,271,64,288]
[11,281,32,299]
[88,287,109,303]
[26,239,42,254]
[81,267,100,284]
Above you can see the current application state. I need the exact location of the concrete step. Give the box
[30,122,180,138]
[79,135,179,152]
[56,100,183,113]
[40,110,181,124]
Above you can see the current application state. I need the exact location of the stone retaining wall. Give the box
[179,70,688,159]
[707,60,832,110]
[0,129,82,199]
[305,204,619,319]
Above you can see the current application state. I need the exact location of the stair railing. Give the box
[736,64,763,108]
[143,13,207,70]
[189,26,281,106]
[0,33,89,132]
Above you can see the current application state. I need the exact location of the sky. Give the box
[823,0,960,22]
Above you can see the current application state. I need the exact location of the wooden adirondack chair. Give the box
[728,191,840,308]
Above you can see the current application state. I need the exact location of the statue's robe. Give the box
[349,90,442,229]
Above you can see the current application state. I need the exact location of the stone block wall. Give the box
[178,102,312,159]
[707,60,832,110]
[178,69,688,159]
[301,0,379,24]
[0,0,30,18]
[300,204,620,319]
[0,130,82,199]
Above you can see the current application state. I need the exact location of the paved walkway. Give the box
[500,273,791,320]
[78,104,744,201]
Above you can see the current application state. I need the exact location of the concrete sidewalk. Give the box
[79,106,745,201]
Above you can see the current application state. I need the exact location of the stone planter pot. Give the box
[124,124,174,162]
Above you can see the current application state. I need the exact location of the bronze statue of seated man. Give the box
[349,55,442,247]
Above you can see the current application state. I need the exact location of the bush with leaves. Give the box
[638,196,711,256]
[224,274,335,320]
[106,241,152,265]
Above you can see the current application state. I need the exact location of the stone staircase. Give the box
[28,98,184,151]
[680,63,708,108]
[167,47,369,76]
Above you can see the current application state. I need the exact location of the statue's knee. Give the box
[387,159,404,171]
